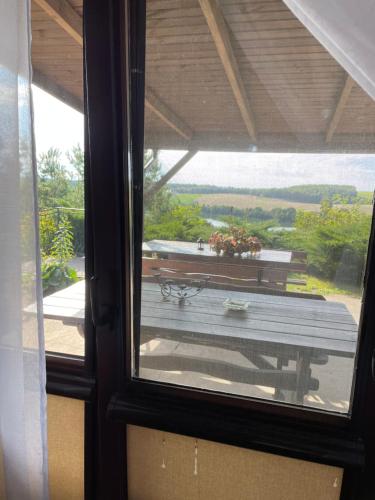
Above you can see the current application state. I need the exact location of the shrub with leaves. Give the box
[41,260,78,296]
[39,210,57,255]
[41,216,78,295]
[282,202,371,286]
[50,216,74,263]
[144,205,212,242]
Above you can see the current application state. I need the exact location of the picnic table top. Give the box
[42,280,85,323]
[42,280,358,357]
[142,240,293,264]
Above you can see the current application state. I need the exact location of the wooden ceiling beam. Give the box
[33,69,83,113]
[198,0,257,142]
[33,0,193,142]
[145,130,375,154]
[145,151,197,200]
[145,88,193,141]
[326,75,354,143]
[33,0,83,46]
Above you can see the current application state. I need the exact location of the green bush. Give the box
[50,216,74,262]
[65,210,84,255]
[144,205,212,242]
[281,202,371,286]
[41,259,78,296]
[39,208,84,257]
[41,215,78,296]
[39,211,57,255]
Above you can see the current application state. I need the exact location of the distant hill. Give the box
[170,183,358,204]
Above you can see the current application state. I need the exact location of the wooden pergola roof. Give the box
[31,0,375,154]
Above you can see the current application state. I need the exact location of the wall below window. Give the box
[0,395,84,499]
[47,395,84,500]
[127,425,343,500]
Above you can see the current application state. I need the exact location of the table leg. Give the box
[241,349,288,401]
[77,323,85,338]
[295,349,312,404]
[274,356,286,401]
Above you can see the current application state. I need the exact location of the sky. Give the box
[32,85,375,192]
[158,151,375,192]
[32,85,84,159]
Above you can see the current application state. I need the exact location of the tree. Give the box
[283,203,371,286]
[67,143,84,179]
[144,205,212,242]
[37,148,69,208]
[143,149,173,224]
[65,143,84,208]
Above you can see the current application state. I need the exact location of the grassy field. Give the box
[183,193,374,214]
[287,274,361,297]
[174,193,200,205]
[357,191,373,204]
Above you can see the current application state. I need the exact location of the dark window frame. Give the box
[44,0,375,498]
[108,1,375,498]
[119,0,374,428]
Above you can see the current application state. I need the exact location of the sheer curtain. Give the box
[0,0,48,499]
[283,0,375,100]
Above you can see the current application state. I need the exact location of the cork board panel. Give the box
[127,425,343,500]
[47,395,84,500]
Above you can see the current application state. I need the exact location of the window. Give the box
[130,0,375,414]
[31,4,85,359]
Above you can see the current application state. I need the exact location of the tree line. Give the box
[200,204,297,226]
[170,183,358,204]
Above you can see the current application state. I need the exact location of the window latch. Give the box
[89,275,114,328]
[89,275,98,327]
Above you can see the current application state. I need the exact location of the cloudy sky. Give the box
[32,85,84,160]
[32,85,375,192]
[158,150,375,191]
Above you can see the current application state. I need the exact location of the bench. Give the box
[142,256,315,299]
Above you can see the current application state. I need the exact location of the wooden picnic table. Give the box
[142,240,307,291]
[41,279,357,403]
[42,280,85,335]
[143,239,293,264]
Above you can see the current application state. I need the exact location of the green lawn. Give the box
[287,274,361,297]
[173,193,200,205]
[172,192,373,214]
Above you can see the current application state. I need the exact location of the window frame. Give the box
[120,0,373,426]
[106,1,375,498]
[41,0,375,497]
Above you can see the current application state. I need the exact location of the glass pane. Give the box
[31,3,85,357]
[136,0,375,413]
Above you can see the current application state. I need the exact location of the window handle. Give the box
[89,275,113,328]
[89,275,98,327]
[372,348,375,382]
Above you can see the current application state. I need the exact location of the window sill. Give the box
[108,391,365,469]
[46,353,95,401]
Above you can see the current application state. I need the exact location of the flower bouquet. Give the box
[208,226,262,257]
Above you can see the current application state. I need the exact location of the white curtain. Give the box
[283,0,375,100]
[0,0,49,499]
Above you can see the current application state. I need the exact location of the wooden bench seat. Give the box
[142,257,317,299]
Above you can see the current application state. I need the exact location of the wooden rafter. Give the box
[33,69,83,113]
[144,155,155,171]
[32,0,193,141]
[326,75,354,143]
[33,0,83,46]
[145,151,197,200]
[145,88,193,141]
[198,0,256,142]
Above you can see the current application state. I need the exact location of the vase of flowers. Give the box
[208,227,262,257]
